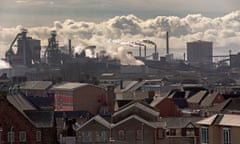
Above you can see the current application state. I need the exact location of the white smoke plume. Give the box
[0,11,240,61]
[0,60,11,69]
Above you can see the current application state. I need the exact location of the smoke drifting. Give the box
[0,60,11,69]
[0,11,240,60]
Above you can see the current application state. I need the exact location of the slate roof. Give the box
[19,81,53,90]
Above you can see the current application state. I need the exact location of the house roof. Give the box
[161,117,203,128]
[113,115,157,128]
[7,93,36,112]
[24,110,54,128]
[7,93,54,128]
[114,80,139,93]
[197,114,240,127]
[76,115,111,131]
[54,111,93,118]
[208,98,240,113]
[50,82,89,91]
[200,92,219,107]
[196,114,218,125]
[150,96,166,107]
[19,81,53,90]
[187,90,208,104]
[113,100,159,117]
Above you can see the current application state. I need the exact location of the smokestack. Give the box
[139,46,141,57]
[166,31,169,55]
[144,45,146,57]
[68,39,72,57]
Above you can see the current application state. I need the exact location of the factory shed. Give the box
[50,82,107,115]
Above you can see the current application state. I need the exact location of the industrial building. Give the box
[187,40,213,64]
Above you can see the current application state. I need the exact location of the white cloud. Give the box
[0,11,240,60]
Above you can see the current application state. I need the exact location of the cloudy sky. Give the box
[0,0,240,62]
[1,0,239,26]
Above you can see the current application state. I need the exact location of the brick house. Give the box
[0,91,56,144]
[76,101,167,144]
[197,113,240,144]
[150,96,182,117]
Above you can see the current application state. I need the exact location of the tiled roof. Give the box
[19,81,53,90]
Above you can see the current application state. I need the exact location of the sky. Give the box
[0,0,239,26]
[0,0,240,64]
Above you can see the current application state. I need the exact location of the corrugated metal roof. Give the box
[20,81,53,90]
[187,90,208,104]
[51,82,88,91]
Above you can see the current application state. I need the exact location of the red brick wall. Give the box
[155,98,182,117]
[0,97,56,144]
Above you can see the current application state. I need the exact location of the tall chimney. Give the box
[68,39,72,57]
[166,31,169,55]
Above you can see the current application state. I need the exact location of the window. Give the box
[7,131,14,143]
[118,130,125,141]
[95,131,107,142]
[201,127,208,144]
[81,131,92,142]
[157,128,165,139]
[36,131,41,142]
[223,127,230,144]
[136,129,143,141]
[19,131,26,142]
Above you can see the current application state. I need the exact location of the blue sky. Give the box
[0,0,239,27]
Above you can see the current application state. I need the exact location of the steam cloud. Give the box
[0,11,240,62]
